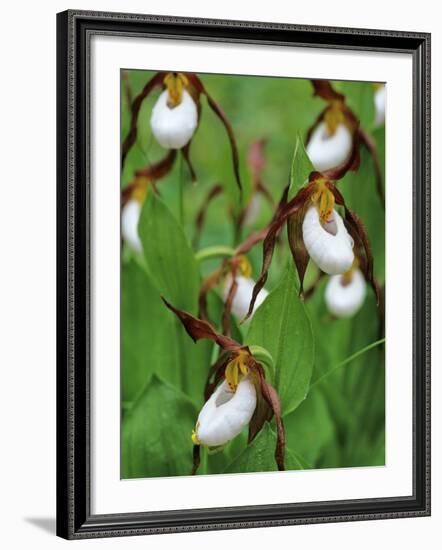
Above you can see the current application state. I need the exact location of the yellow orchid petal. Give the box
[164,72,189,108]
[132,176,150,204]
[312,179,335,224]
[323,100,345,136]
[238,255,252,278]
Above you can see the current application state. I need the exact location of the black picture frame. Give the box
[56,9,431,540]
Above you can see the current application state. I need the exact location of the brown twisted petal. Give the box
[121,71,166,168]
[186,73,242,194]
[321,127,361,181]
[135,149,177,180]
[181,140,197,182]
[162,297,240,352]
[244,183,315,320]
[252,359,285,471]
[311,79,345,102]
[121,149,177,208]
[247,369,272,445]
[329,183,379,304]
[358,128,385,208]
[287,207,310,296]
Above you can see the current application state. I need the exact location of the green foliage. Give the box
[139,192,200,313]
[121,259,215,405]
[224,423,304,473]
[122,375,198,478]
[246,264,314,416]
[121,70,385,478]
[284,389,335,466]
[121,259,182,402]
[289,134,314,199]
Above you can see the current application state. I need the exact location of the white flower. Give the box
[302,206,354,275]
[325,268,366,317]
[374,85,386,126]
[121,199,143,254]
[306,121,353,172]
[223,274,269,320]
[150,89,198,149]
[194,378,257,447]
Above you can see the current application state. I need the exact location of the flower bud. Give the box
[194,378,257,447]
[374,85,386,126]
[325,268,366,317]
[223,274,269,320]
[306,121,353,172]
[302,205,354,275]
[150,89,198,149]
[244,195,262,226]
[121,199,142,254]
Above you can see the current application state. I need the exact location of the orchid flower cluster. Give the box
[121,73,384,474]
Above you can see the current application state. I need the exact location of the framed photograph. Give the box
[56,10,431,539]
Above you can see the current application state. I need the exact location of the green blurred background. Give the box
[121,70,385,479]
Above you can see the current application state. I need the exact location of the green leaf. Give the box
[122,375,198,478]
[285,447,310,470]
[246,264,314,416]
[121,259,213,405]
[224,423,305,474]
[138,193,215,403]
[121,259,182,402]
[139,192,200,314]
[288,134,314,199]
[284,389,335,467]
[223,423,278,473]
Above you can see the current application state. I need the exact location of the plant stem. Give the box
[178,152,185,224]
[309,337,385,391]
[195,245,236,263]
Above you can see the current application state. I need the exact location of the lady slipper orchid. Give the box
[150,74,198,149]
[243,171,378,320]
[192,377,257,447]
[302,205,354,275]
[306,81,360,178]
[306,120,353,173]
[306,80,384,207]
[162,298,285,474]
[325,263,366,318]
[121,71,242,192]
